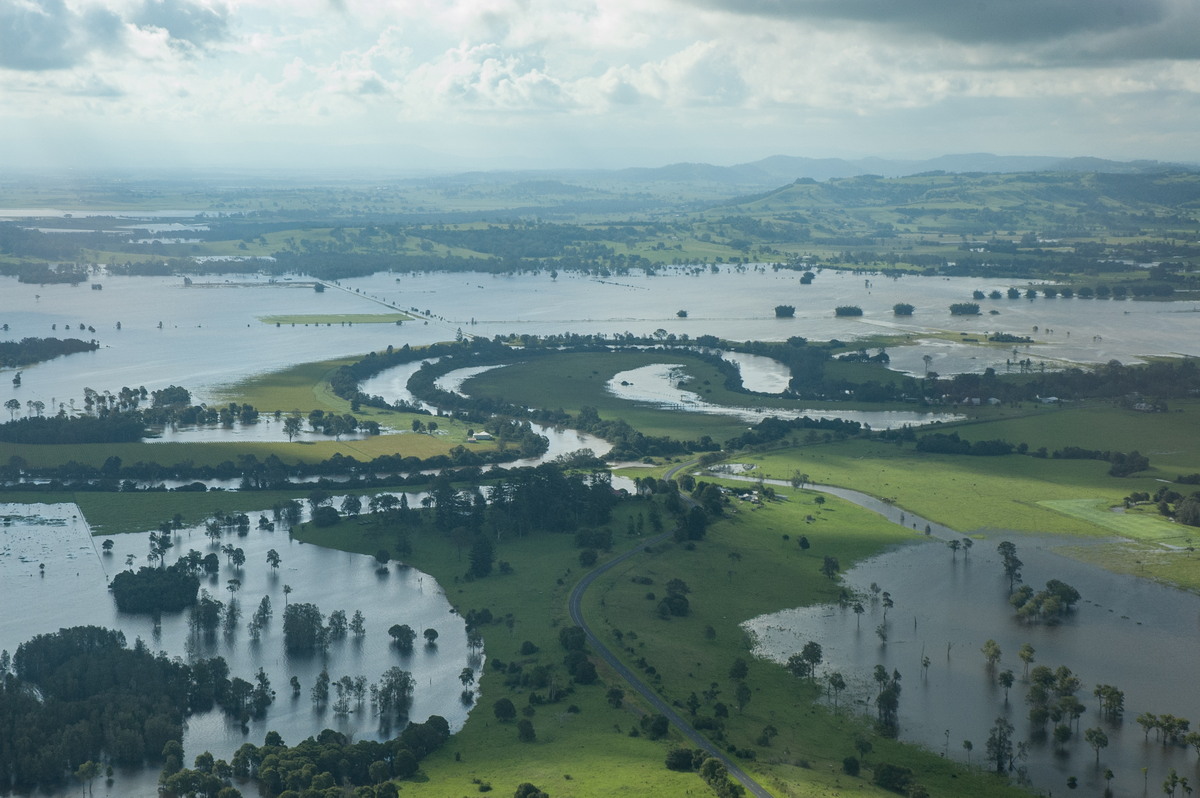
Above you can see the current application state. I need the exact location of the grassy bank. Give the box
[0,490,316,535]
[294,492,1030,797]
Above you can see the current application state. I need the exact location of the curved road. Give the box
[568,460,774,798]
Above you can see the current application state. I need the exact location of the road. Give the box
[567,459,774,798]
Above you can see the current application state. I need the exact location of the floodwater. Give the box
[746,532,1200,797]
[5,268,1199,418]
[144,417,387,444]
[0,502,472,798]
[720,351,793,394]
[605,364,963,428]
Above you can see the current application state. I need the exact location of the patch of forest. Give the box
[0,337,99,368]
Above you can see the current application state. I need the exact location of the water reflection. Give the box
[0,502,472,798]
[746,534,1200,797]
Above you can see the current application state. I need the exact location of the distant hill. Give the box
[608,153,1196,187]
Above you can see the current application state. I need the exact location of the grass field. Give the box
[462,350,752,442]
[745,439,1148,538]
[460,350,975,446]
[294,507,703,798]
[294,493,1029,798]
[946,400,1200,476]
[0,427,477,469]
[1039,498,1184,542]
[0,489,313,535]
[211,358,360,412]
[259,313,412,325]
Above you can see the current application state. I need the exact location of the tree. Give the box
[774,304,796,318]
[517,718,536,742]
[1085,727,1109,765]
[493,697,517,722]
[800,641,823,681]
[986,717,1014,774]
[997,541,1023,592]
[981,639,1002,668]
[389,624,417,652]
[998,670,1015,702]
[735,682,752,712]
[4,398,19,421]
[282,415,303,442]
[424,628,439,647]
[467,535,494,578]
[821,555,840,580]
[828,671,846,710]
[340,494,362,517]
[1018,642,1035,676]
[283,603,326,653]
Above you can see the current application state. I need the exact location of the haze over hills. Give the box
[611,153,1199,186]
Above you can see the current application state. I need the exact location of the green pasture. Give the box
[212,358,359,413]
[1039,499,1183,542]
[295,490,1027,797]
[461,350,752,442]
[460,349,967,445]
[583,493,1027,798]
[213,355,478,438]
[0,426,477,470]
[948,401,1200,476]
[0,490,311,535]
[259,313,412,325]
[745,439,1156,538]
[294,507,702,798]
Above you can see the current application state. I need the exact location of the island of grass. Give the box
[259,313,412,325]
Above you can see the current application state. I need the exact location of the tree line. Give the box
[0,337,98,368]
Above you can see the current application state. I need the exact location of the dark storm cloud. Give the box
[0,0,123,70]
[685,0,1200,57]
[135,0,231,50]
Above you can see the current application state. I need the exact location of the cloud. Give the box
[414,43,573,112]
[683,0,1164,44]
[134,0,231,52]
[0,0,124,70]
[65,74,125,97]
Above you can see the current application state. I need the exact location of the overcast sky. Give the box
[3,0,1200,172]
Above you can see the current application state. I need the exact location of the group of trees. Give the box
[164,715,451,797]
[1009,579,1081,623]
[109,559,201,613]
[0,336,98,368]
[0,626,272,791]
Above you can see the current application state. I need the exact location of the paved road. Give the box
[568,460,774,798]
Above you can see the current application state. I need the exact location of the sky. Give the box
[3,0,1200,172]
